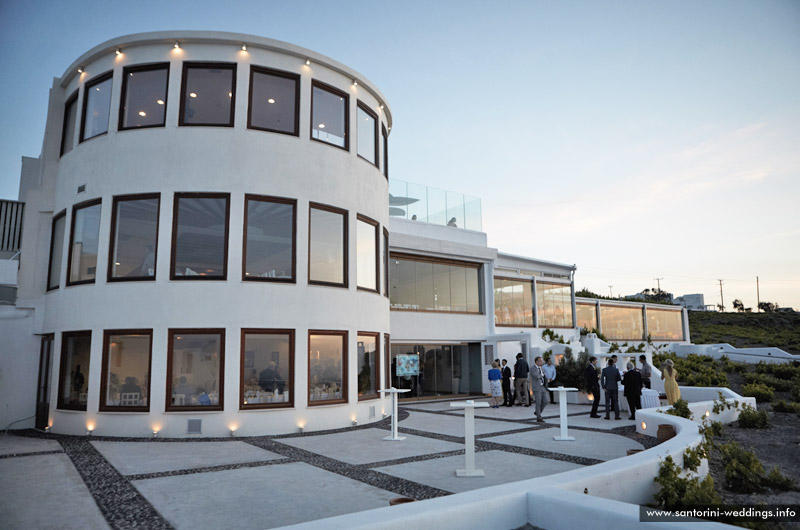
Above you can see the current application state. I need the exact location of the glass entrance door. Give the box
[35,334,54,430]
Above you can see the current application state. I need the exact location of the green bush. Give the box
[737,404,770,429]
[665,398,692,419]
[653,455,722,510]
[764,466,797,491]
[742,382,774,403]
[791,381,800,403]
[742,372,793,392]
[720,442,764,493]
[768,363,800,380]
[556,350,590,393]
[772,400,800,413]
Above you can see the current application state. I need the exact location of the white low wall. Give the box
[670,343,799,364]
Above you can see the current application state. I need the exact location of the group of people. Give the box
[487,353,558,422]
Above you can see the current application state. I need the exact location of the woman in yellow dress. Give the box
[661,359,680,405]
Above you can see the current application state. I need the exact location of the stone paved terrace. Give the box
[0,398,657,529]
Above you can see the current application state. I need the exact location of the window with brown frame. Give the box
[308,331,347,405]
[311,80,348,150]
[57,331,91,411]
[119,63,169,130]
[356,215,379,292]
[357,332,379,400]
[356,101,378,166]
[60,91,78,156]
[308,203,348,287]
[389,253,481,314]
[67,199,102,286]
[384,333,390,390]
[171,193,230,280]
[166,329,224,411]
[47,210,66,291]
[108,194,160,281]
[80,71,113,142]
[241,329,294,410]
[536,281,574,329]
[383,228,389,297]
[243,195,296,282]
[179,63,236,127]
[100,330,153,412]
[382,125,388,179]
[248,66,299,135]
[493,277,533,327]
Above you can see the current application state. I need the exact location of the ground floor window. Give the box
[57,331,91,410]
[390,343,478,398]
[100,330,152,411]
[357,332,379,399]
[308,331,347,405]
[167,329,224,411]
[241,329,293,409]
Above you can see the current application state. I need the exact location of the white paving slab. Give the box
[0,433,62,456]
[485,428,643,461]
[399,411,531,437]
[545,414,638,430]
[374,450,584,494]
[133,462,396,529]
[275,428,463,465]
[0,453,109,529]
[91,441,285,475]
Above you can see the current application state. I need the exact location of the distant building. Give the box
[675,293,706,311]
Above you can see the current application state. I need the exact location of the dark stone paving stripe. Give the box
[59,437,173,530]
[358,449,467,470]
[245,437,452,499]
[0,449,64,459]
[127,458,296,481]
[400,405,593,424]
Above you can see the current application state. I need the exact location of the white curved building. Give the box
[12,31,393,437]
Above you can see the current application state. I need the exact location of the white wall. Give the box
[0,307,40,430]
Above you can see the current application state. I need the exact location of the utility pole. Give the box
[757,276,760,312]
[654,277,663,291]
[717,279,725,312]
[608,285,613,298]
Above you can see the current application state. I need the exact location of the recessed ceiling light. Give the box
[174,42,181,49]
[189,92,197,98]
[267,98,275,104]
[319,123,326,129]
[115,48,121,55]
[138,111,146,117]
[156,99,165,105]
[241,44,247,51]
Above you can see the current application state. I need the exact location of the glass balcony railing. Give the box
[388,179,482,231]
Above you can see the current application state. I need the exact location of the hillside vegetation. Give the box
[688,311,800,356]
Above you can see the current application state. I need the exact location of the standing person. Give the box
[513,353,530,406]
[501,359,513,406]
[531,357,548,422]
[661,359,681,405]
[488,361,502,408]
[622,362,643,420]
[601,358,621,420]
[638,355,652,389]
[585,357,601,418]
[542,357,557,404]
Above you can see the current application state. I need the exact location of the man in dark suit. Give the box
[622,362,643,420]
[584,357,601,418]
[601,358,621,420]
[530,356,548,422]
[501,359,513,406]
[513,353,530,406]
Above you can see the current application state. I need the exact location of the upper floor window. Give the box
[494,277,533,327]
[47,210,66,291]
[180,63,236,127]
[243,195,296,282]
[647,308,684,341]
[356,215,378,292]
[171,193,230,280]
[389,254,481,313]
[67,199,102,286]
[308,203,347,287]
[108,194,160,281]
[576,302,598,331]
[248,67,299,135]
[80,72,113,142]
[57,331,91,411]
[311,81,348,150]
[598,304,643,341]
[357,102,378,166]
[100,330,153,412]
[60,91,78,156]
[382,125,388,178]
[119,64,169,130]
[537,281,573,329]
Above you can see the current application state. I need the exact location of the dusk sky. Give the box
[1,0,798,311]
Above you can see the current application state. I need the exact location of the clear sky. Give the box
[1,0,798,310]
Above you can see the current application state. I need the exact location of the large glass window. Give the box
[120,64,169,130]
[647,308,684,341]
[308,204,347,287]
[576,302,598,331]
[311,81,348,149]
[599,305,644,341]
[389,254,481,313]
[67,199,102,285]
[81,72,113,141]
[180,63,236,126]
[57,331,91,411]
[167,329,224,411]
[309,331,347,405]
[248,67,299,135]
[536,281,573,328]
[109,194,159,281]
[171,193,230,280]
[356,215,378,291]
[241,329,294,409]
[60,92,78,156]
[357,333,379,400]
[390,343,470,398]
[243,195,295,282]
[493,277,533,327]
[382,125,388,178]
[100,330,152,411]
[357,102,377,165]
[47,211,66,291]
